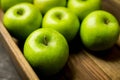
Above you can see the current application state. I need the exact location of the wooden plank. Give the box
[66,51,111,80]
[85,46,120,80]
[0,9,39,80]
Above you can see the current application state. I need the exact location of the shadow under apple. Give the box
[68,33,83,54]
[84,44,120,62]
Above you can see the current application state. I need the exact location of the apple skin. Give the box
[33,0,67,14]
[67,0,101,20]
[3,3,42,41]
[23,28,69,76]
[80,10,120,51]
[42,7,80,42]
[1,0,33,12]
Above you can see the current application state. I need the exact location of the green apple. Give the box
[1,0,33,12]
[42,7,80,42]
[33,0,67,14]
[67,0,101,20]
[3,3,42,41]
[23,28,69,76]
[80,10,120,51]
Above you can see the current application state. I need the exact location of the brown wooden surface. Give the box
[0,0,120,80]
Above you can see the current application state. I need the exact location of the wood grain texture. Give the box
[0,0,120,80]
[85,46,120,80]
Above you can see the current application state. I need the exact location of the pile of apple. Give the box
[1,0,120,76]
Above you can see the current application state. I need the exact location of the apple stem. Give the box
[17,9,23,15]
[81,0,87,1]
[56,14,62,20]
[43,36,48,46]
[104,18,109,24]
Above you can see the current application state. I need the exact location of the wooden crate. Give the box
[0,0,120,80]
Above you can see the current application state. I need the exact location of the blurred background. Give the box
[0,39,21,80]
